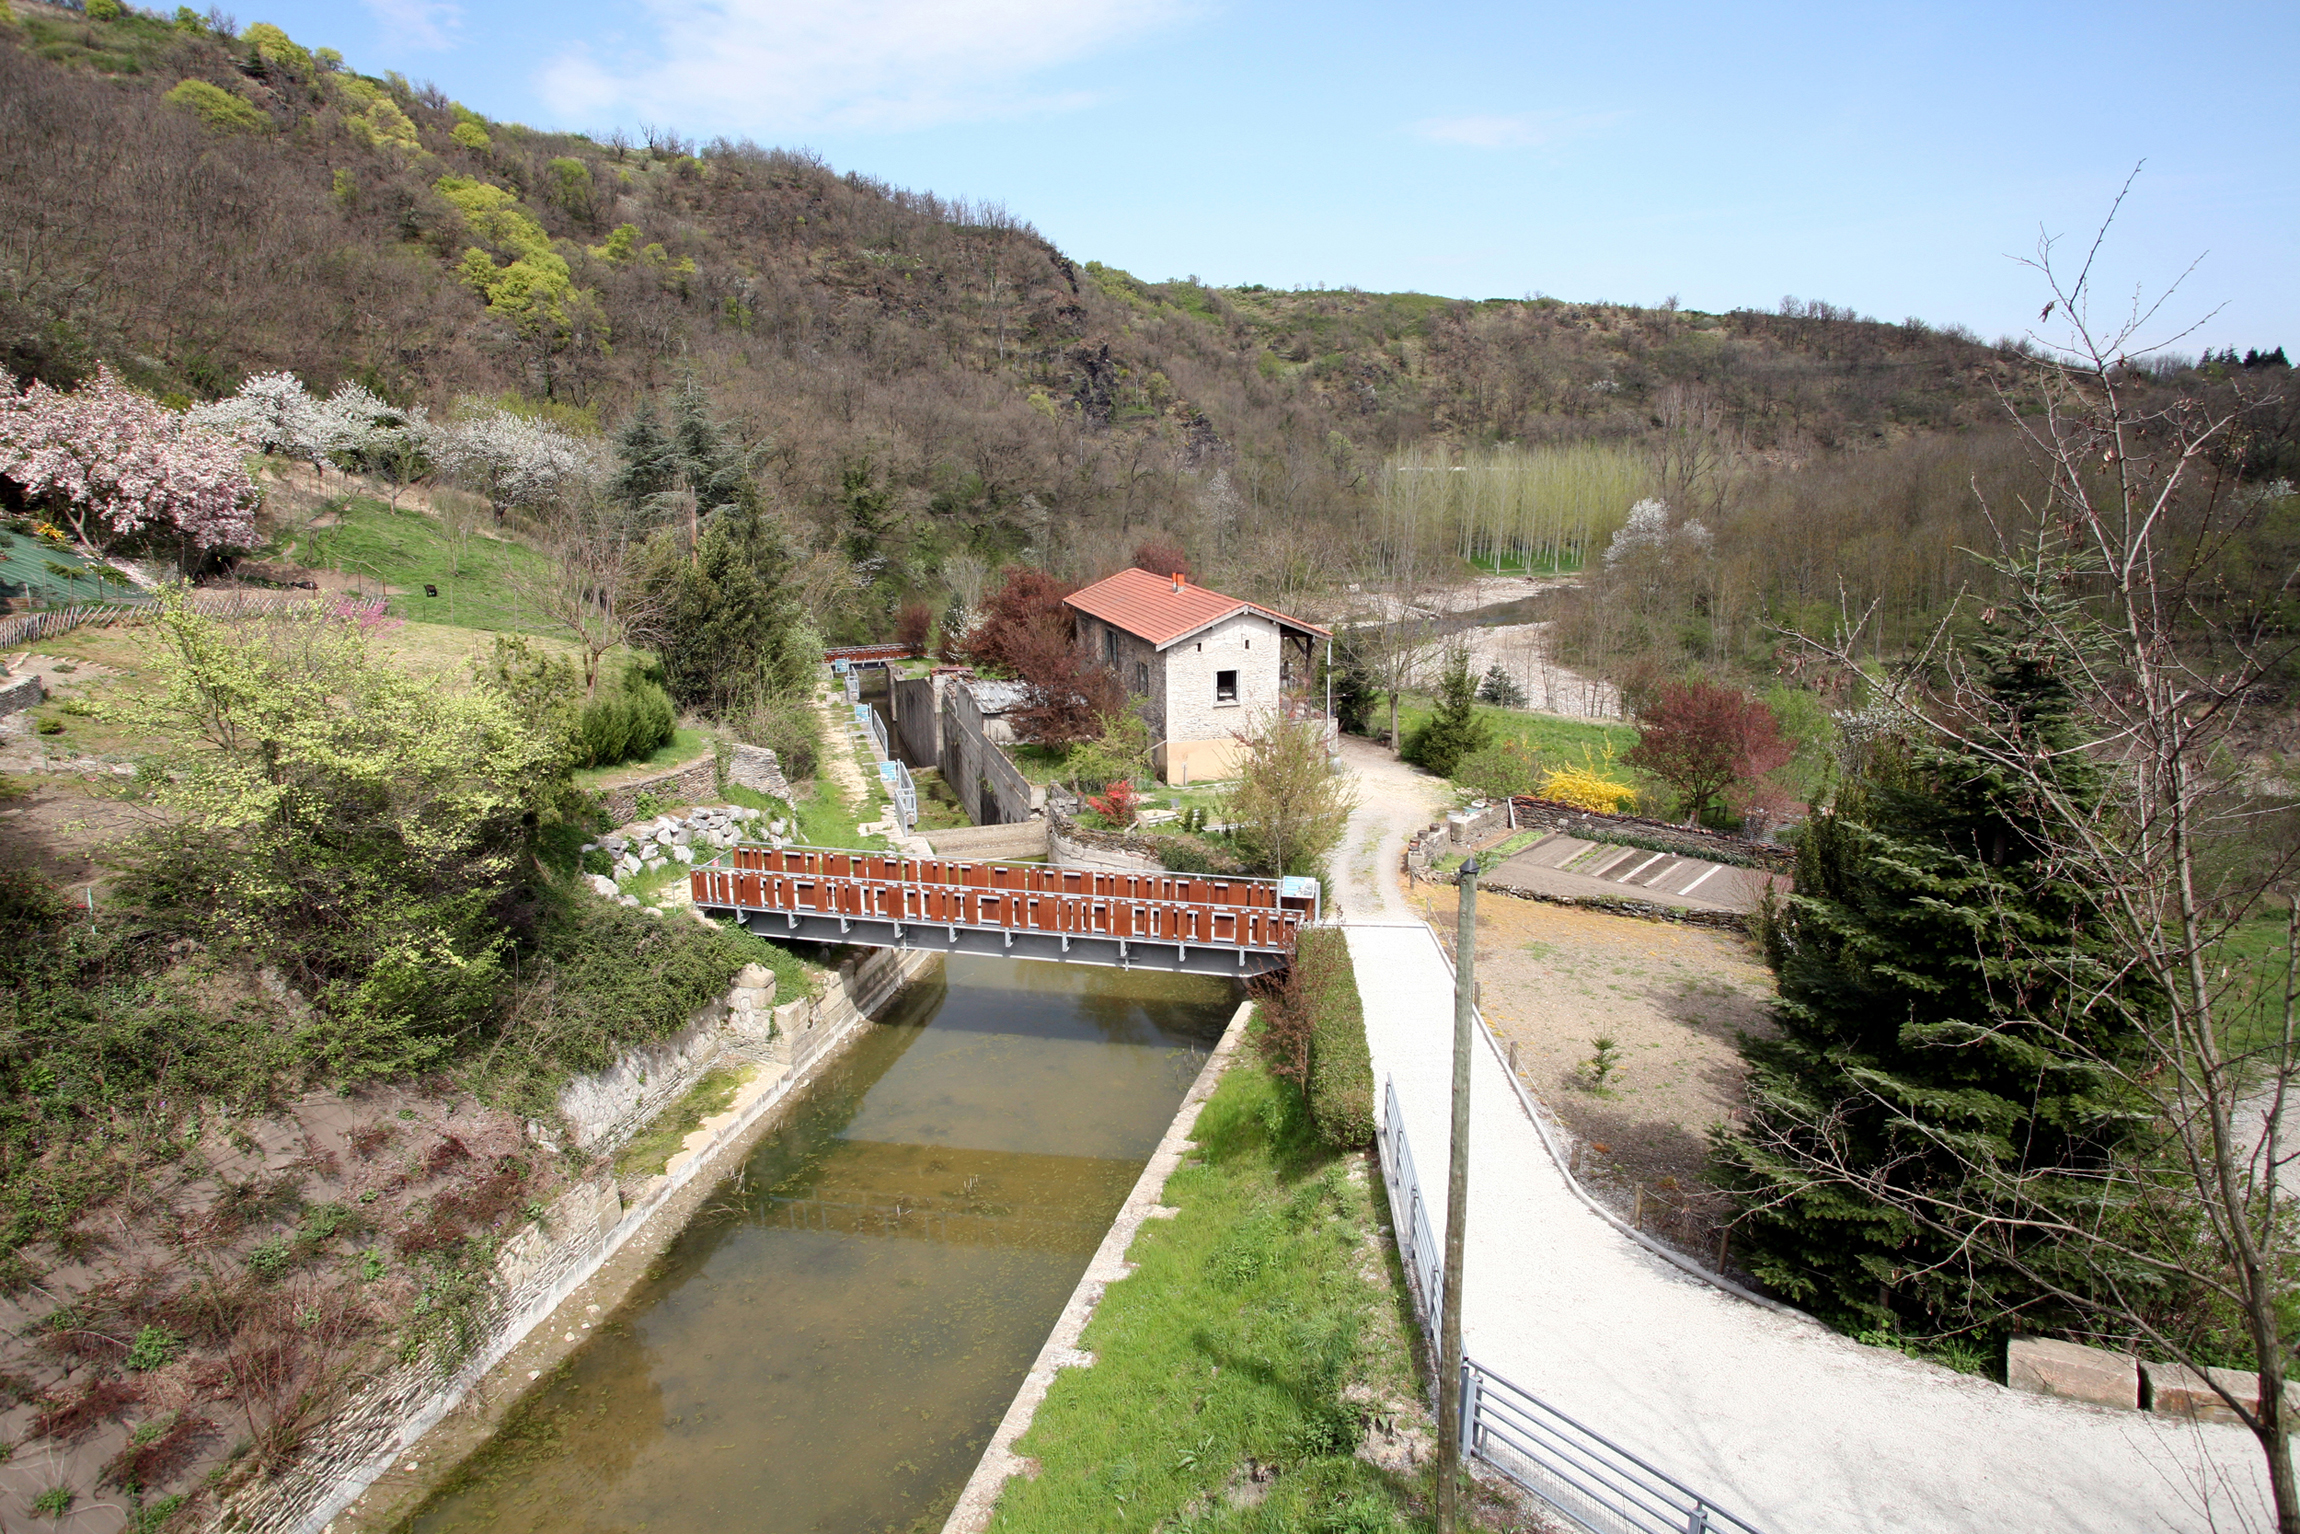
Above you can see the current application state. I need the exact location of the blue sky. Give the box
[260,0,2293,355]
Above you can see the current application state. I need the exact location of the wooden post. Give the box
[1632,1183,1645,1230]
[1437,857,1478,1534]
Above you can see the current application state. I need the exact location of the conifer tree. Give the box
[610,401,675,514]
[644,501,808,717]
[1713,621,2147,1338]
[1403,640,1490,776]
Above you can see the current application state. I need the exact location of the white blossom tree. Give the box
[0,366,258,569]
[421,407,597,523]
[187,372,405,486]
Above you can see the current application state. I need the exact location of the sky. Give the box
[254,0,2295,357]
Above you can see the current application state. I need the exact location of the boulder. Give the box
[586,873,620,898]
[672,845,693,864]
[644,856,665,872]
[2007,1337,2139,1410]
[2146,1361,2277,1424]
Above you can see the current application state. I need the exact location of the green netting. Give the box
[0,528,130,606]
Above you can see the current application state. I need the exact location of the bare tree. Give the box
[509,497,660,697]
[1765,185,2300,1529]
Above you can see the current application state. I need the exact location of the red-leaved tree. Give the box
[1131,538,1189,580]
[958,565,1075,674]
[894,600,933,653]
[1623,681,1792,826]
[1004,616,1124,747]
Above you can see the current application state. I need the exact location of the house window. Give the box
[1215,669,1238,703]
[1134,662,1149,694]
[1104,627,1120,665]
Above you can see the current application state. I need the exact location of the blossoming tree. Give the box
[0,367,259,569]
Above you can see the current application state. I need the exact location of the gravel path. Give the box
[1344,918,2274,1534]
[1331,733,1453,922]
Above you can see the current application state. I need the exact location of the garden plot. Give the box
[1415,881,1776,1259]
[1485,832,1786,914]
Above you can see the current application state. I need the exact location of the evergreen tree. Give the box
[668,373,748,517]
[643,502,808,717]
[610,400,677,514]
[1712,623,2148,1338]
[1323,638,1379,736]
[1402,641,1490,776]
[1476,661,1527,709]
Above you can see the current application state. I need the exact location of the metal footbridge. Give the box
[690,845,1318,976]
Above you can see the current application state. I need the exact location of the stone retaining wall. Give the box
[595,756,720,823]
[1506,796,1794,870]
[206,944,934,1534]
[726,742,790,799]
[0,671,43,717]
[1474,879,1751,933]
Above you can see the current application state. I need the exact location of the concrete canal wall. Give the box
[211,945,937,1534]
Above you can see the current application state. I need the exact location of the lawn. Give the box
[270,496,561,633]
[572,727,712,792]
[1388,694,1638,767]
[989,1060,1486,1533]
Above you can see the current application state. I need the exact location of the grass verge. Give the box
[988,1060,1446,1534]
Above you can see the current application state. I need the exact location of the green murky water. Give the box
[407,954,1237,1534]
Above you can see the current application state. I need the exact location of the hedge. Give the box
[1297,928,1374,1150]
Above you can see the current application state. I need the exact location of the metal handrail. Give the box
[880,757,917,833]
[1374,1078,1768,1534]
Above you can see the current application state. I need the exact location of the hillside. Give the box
[1,2,2292,666]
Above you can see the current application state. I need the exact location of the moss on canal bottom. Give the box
[612,1065,754,1181]
[988,1059,1528,1534]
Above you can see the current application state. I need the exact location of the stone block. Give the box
[2146,1361,2276,1423]
[2007,1336,2139,1410]
[734,963,772,990]
[772,997,812,1037]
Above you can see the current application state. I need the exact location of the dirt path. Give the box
[1331,733,1452,921]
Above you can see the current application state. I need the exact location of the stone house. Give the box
[1063,567,1330,783]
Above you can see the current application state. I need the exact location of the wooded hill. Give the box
[2,2,2293,648]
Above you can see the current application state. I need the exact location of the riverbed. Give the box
[404,954,1237,1534]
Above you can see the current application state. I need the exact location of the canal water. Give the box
[407,954,1237,1534]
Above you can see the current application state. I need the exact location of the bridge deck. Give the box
[690,845,1316,975]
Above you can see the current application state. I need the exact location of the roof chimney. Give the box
[1172,572,1183,593]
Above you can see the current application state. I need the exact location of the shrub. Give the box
[1453,739,1538,799]
[571,669,675,768]
[1539,755,1638,813]
[730,692,819,781]
[1258,929,1373,1151]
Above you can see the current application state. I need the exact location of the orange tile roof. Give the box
[1063,567,1331,649]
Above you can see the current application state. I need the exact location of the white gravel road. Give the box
[1326,746,2275,1533]
[1346,919,2274,1534]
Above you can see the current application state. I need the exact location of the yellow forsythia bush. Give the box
[1539,760,1637,814]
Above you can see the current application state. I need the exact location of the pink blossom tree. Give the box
[0,367,259,571]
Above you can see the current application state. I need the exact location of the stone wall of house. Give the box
[1157,611,1285,783]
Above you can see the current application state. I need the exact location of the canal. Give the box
[406,954,1238,1534]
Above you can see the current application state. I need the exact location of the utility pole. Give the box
[1437,856,1478,1532]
